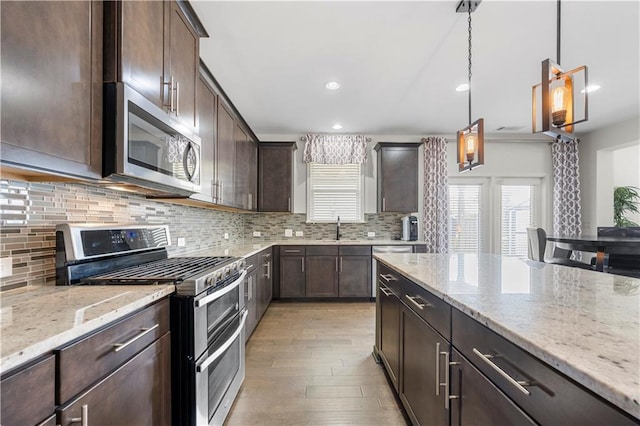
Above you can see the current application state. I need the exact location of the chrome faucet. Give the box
[336,216,341,240]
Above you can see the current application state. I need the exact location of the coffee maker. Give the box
[401,216,418,241]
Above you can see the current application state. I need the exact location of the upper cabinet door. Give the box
[258,142,296,212]
[216,99,236,207]
[0,1,103,179]
[168,1,199,128]
[376,143,420,213]
[119,0,165,111]
[196,75,217,202]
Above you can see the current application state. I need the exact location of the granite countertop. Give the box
[0,284,175,374]
[374,252,640,419]
[185,239,423,259]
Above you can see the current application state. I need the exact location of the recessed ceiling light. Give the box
[325,81,341,90]
[332,123,343,130]
[455,83,469,92]
[581,84,600,93]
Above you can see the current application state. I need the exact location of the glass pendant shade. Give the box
[457,118,484,172]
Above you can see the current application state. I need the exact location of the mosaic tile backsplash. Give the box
[1,179,410,291]
[0,180,244,290]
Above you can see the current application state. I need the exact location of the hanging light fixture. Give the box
[456,0,484,172]
[532,0,588,141]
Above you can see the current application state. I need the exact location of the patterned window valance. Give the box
[302,134,368,164]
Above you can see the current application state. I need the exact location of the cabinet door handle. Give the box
[441,350,451,410]
[219,181,223,203]
[113,324,159,352]
[435,342,441,395]
[405,294,431,310]
[335,257,339,272]
[472,348,531,395]
[288,197,291,211]
[379,286,393,297]
[340,257,343,272]
[301,258,304,272]
[69,404,88,426]
[380,274,397,282]
[163,77,174,112]
[382,197,386,211]
[175,80,180,116]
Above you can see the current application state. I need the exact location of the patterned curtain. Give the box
[302,134,367,164]
[551,139,582,238]
[422,137,449,253]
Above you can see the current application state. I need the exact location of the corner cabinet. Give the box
[0,1,103,179]
[375,143,421,213]
[258,142,297,212]
[105,0,205,129]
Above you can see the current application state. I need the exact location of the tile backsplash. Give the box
[0,180,244,290]
[244,213,406,241]
[1,179,412,291]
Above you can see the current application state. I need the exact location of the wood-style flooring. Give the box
[225,302,408,425]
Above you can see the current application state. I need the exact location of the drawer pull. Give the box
[472,348,531,395]
[69,404,88,426]
[113,324,159,353]
[285,249,300,253]
[435,342,441,395]
[380,287,393,297]
[405,294,431,310]
[380,274,397,282]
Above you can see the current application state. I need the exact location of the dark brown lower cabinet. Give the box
[449,349,536,426]
[378,283,401,391]
[306,256,339,297]
[57,332,171,426]
[339,256,371,297]
[0,354,55,426]
[280,255,306,297]
[400,304,449,426]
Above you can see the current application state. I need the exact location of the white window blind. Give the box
[307,163,363,223]
[448,185,481,253]
[500,185,534,257]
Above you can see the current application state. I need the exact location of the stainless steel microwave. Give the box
[103,83,201,197]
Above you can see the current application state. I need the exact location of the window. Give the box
[448,185,482,253]
[500,185,535,257]
[448,178,543,255]
[307,163,364,223]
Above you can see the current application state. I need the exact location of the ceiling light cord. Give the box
[467,3,473,126]
[557,0,561,65]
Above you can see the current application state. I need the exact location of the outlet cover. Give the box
[295,231,304,237]
[367,232,376,237]
[284,229,293,237]
[0,257,12,278]
[224,233,229,240]
[253,231,261,237]
[177,237,186,247]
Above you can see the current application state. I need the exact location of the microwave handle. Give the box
[183,140,200,183]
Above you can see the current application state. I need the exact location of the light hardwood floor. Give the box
[225,302,408,425]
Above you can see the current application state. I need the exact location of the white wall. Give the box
[578,116,640,233]
[258,134,553,232]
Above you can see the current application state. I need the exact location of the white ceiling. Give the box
[192,1,640,139]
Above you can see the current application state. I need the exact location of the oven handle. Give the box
[195,269,247,308]
[196,309,248,373]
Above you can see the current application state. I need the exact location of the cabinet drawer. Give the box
[259,247,272,261]
[400,279,450,340]
[378,263,402,295]
[280,246,306,256]
[1,354,55,426]
[452,309,637,425]
[245,253,258,272]
[306,245,338,256]
[339,245,371,256]
[56,298,170,404]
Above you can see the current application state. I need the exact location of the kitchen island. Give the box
[374,253,639,423]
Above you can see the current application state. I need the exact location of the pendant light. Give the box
[532,0,588,141]
[456,1,484,173]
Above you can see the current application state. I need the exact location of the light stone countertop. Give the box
[0,284,175,374]
[374,252,640,419]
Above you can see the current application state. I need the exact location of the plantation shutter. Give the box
[448,185,482,253]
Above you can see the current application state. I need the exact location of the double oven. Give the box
[55,223,247,426]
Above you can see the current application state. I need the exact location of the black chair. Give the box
[595,227,640,278]
[526,227,595,270]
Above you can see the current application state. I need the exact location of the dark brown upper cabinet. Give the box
[375,143,421,213]
[0,1,103,179]
[195,73,217,202]
[258,142,297,212]
[104,0,207,129]
[234,124,257,210]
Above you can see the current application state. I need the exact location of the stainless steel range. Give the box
[56,223,247,426]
